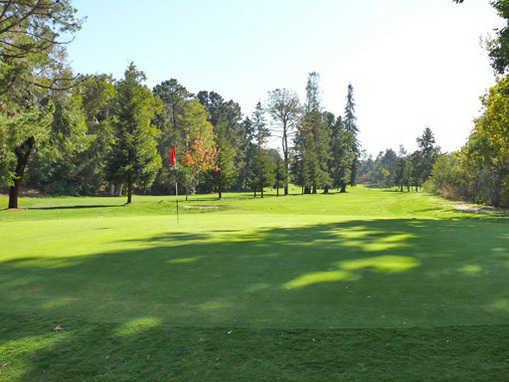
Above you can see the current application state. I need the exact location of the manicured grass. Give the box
[0,187,508,381]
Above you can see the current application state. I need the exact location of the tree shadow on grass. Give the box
[1,217,508,380]
[27,204,124,210]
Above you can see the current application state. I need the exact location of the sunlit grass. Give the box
[115,317,161,337]
[283,270,355,289]
[0,186,508,380]
[339,255,419,272]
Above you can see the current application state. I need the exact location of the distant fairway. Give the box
[1,187,508,381]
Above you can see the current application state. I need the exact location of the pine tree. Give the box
[269,149,284,196]
[238,117,256,192]
[207,136,236,199]
[249,102,271,197]
[394,145,413,192]
[330,115,354,192]
[151,79,192,194]
[344,83,360,186]
[293,72,331,194]
[412,127,440,190]
[107,63,162,204]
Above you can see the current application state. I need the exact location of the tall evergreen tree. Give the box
[270,149,285,196]
[412,127,440,190]
[394,145,413,192]
[344,83,360,186]
[107,63,162,204]
[77,75,117,194]
[293,72,331,194]
[330,115,354,192]
[238,117,256,191]
[249,102,272,197]
[151,79,192,194]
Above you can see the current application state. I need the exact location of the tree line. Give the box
[0,2,362,208]
[358,128,440,192]
[2,0,507,209]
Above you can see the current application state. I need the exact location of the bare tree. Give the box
[267,88,300,195]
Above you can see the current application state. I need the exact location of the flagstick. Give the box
[175,167,179,224]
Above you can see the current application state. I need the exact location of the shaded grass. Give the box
[0,187,508,380]
[2,314,508,381]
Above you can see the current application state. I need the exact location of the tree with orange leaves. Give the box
[179,100,217,198]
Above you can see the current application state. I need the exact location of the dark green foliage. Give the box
[25,94,89,194]
[246,102,274,197]
[198,91,243,198]
[330,116,354,192]
[237,117,256,192]
[0,0,82,208]
[344,83,360,186]
[359,129,439,191]
[250,148,276,198]
[26,75,117,195]
[268,148,284,195]
[412,127,440,189]
[106,63,161,204]
[205,136,236,199]
[394,146,414,192]
[294,112,331,193]
[372,149,399,187]
[293,73,331,194]
[150,79,192,194]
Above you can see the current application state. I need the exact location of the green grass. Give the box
[0,186,508,381]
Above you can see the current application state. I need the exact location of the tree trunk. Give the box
[8,180,20,209]
[323,185,329,194]
[261,186,264,198]
[283,128,289,196]
[218,189,222,199]
[304,186,311,194]
[253,190,256,198]
[8,137,35,209]
[340,184,347,193]
[491,172,503,207]
[276,186,279,197]
[312,184,317,194]
[127,182,133,204]
[400,185,403,192]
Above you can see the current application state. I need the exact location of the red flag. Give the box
[170,145,176,167]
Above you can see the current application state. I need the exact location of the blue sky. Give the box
[68,0,502,156]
